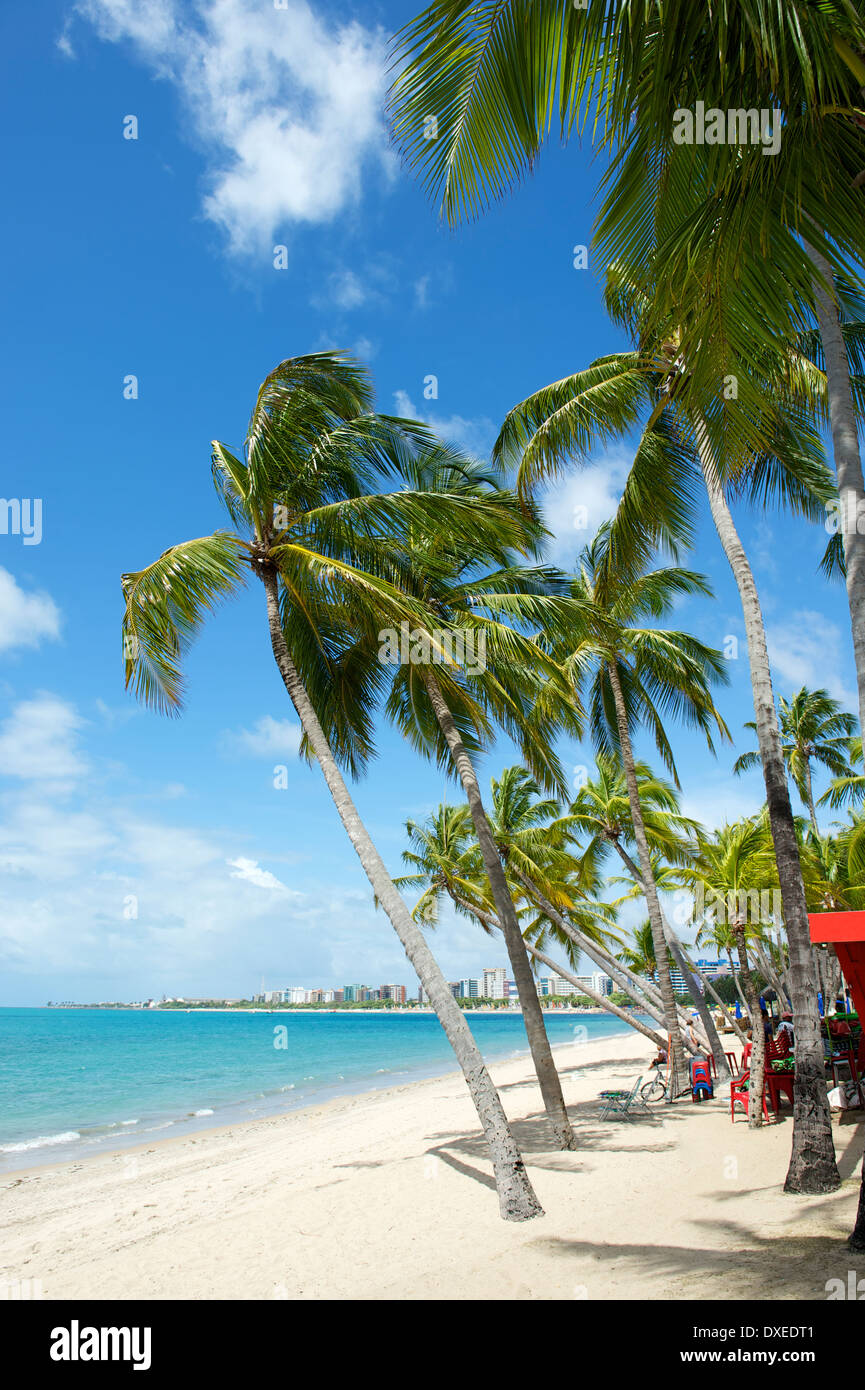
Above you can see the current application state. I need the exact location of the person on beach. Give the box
[775,1013,794,1047]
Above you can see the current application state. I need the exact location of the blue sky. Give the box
[0,0,859,1005]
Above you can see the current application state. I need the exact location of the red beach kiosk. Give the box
[808,911,865,1018]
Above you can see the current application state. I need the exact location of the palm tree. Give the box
[734,688,857,834]
[388,3,855,1194]
[566,758,710,1021]
[121,351,543,1222]
[688,819,782,1126]
[619,922,658,981]
[482,766,664,1020]
[367,451,581,1148]
[494,309,841,1191]
[398,781,667,1047]
[541,527,730,1084]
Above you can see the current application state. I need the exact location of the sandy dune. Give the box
[2,1031,863,1300]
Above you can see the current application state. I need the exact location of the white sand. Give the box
[2,1031,863,1300]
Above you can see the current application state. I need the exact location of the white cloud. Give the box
[414,275,430,309]
[0,569,61,652]
[73,0,391,254]
[328,269,368,310]
[227,855,292,893]
[766,609,857,710]
[0,695,87,781]
[225,715,302,758]
[539,451,634,567]
[392,390,497,461]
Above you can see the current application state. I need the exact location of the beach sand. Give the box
[2,1031,863,1301]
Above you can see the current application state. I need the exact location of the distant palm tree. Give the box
[121,351,542,1222]
[734,688,856,834]
[688,819,780,1127]
[397,782,666,1047]
[619,922,658,981]
[562,754,730,1073]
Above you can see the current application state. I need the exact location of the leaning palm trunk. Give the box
[260,567,542,1220]
[610,842,730,1079]
[450,891,667,1048]
[806,243,865,746]
[508,865,672,1032]
[421,670,576,1149]
[703,975,749,1047]
[696,422,839,1190]
[735,924,767,1129]
[606,660,688,1082]
[752,939,791,1008]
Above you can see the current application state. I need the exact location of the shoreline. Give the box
[2,1028,861,1300]
[0,1028,625,1178]
[0,1018,637,1177]
[34,1005,616,1014]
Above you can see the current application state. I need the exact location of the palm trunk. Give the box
[806,242,865,745]
[803,758,820,837]
[698,966,749,1046]
[449,891,667,1048]
[260,566,542,1220]
[726,948,750,1017]
[695,421,839,1192]
[752,938,789,1007]
[850,1162,865,1251]
[735,924,767,1128]
[420,668,576,1149]
[605,659,688,1084]
[611,842,730,1078]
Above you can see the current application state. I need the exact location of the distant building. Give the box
[575,973,613,997]
[381,984,406,1004]
[696,957,732,977]
[343,984,368,1002]
[482,967,507,1000]
[458,978,481,998]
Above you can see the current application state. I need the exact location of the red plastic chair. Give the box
[730,1069,771,1123]
[766,1069,795,1113]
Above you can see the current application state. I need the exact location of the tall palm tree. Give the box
[543,528,730,1083]
[121,351,543,1222]
[388,3,856,1194]
[368,451,581,1148]
[494,312,841,1191]
[734,688,857,834]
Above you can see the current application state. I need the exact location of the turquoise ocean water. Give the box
[0,1007,632,1171]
